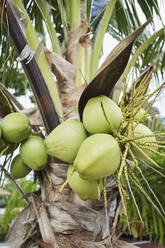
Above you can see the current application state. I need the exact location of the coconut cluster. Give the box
[44,95,156,201]
[1,96,155,201]
[42,96,133,199]
[0,112,48,179]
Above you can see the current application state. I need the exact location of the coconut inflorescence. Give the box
[1,94,159,204]
[41,96,124,200]
[42,95,159,202]
[0,97,123,199]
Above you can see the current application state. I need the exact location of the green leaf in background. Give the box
[91,0,117,77]
[86,0,92,23]
[33,0,61,54]
[0,179,38,233]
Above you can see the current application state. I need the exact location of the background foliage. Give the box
[0,178,38,235]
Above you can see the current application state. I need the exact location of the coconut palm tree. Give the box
[0,0,165,247]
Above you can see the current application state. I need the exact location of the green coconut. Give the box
[82,95,123,134]
[1,112,31,143]
[134,108,147,122]
[74,133,121,180]
[67,165,103,200]
[0,138,18,155]
[20,135,48,170]
[10,155,31,179]
[44,119,87,163]
[129,123,157,160]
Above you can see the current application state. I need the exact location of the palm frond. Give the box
[0,0,164,95]
[109,0,163,39]
[122,28,165,82]
[33,0,61,54]
[22,0,44,35]
[91,0,117,77]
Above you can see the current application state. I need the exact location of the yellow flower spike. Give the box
[45,169,53,190]
[100,101,122,139]
[118,180,130,232]
[117,144,129,180]
[103,178,107,208]
[130,141,161,168]
[137,143,165,157]
[97,179,101,199]
[124,165,144,227]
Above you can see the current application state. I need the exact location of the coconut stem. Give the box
[129,170,163,217]
[128,146,165,215]
[129,146,163,213]
[134,141,165,148]
[118,144,129,180]
[0,146,9,157]
[120,66,153,117]
[116,144,129,223]
[136,164,165,215]
[142,160,165,178]
[124,164,144,227]
[130,141,161,168]
[118,180,129,229]
[126,132,165,143]
[32,128,45,135]
[103,178,107,208]
[100,101,122,139]
[59,166,75,193]
[97,179,101,199]
[61,106,78,120]
[136,143,165,157]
